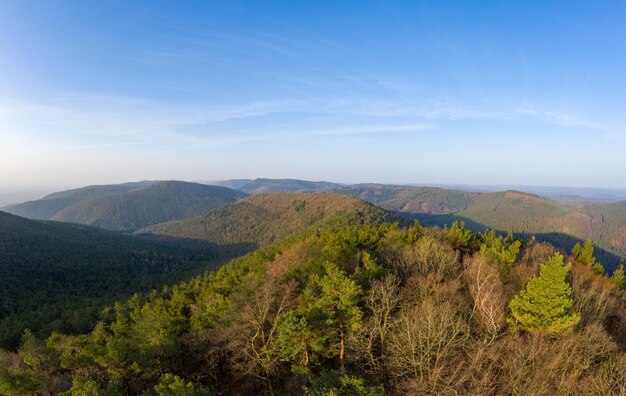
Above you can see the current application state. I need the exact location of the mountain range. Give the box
[5,178,626,268]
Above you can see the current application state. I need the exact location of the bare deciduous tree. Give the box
[221,268,298,395]
[386,300,469,393]
[351,274,400,378]
[463,255,506,341]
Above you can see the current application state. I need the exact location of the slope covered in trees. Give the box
[138,193,400,247]
[213,178,344,194]
[336,184,478,214]
[51,181,247,231]
[0,211,219,349]
[210,179,626,265]
[2,182,152,220]
[5,181,247,232]
[3,218,624,395]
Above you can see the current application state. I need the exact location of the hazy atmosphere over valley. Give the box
[1,2,626,396]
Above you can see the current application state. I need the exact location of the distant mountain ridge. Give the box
[5,181,247,231]
[211,178,344,194]
[8,177,626,266]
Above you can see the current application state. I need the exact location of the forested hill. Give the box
[0,211,218,349]
[4,217,624,395]
[335,184,479,214]
[5,181,247,232]
[2,182,151,220]
[213,178,344,194]
[137,193,401,247]
[51,181,247,231]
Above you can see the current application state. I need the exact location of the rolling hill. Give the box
[138,193,401,247]
[5,181,247,231]
[51,181,247,231]
[0,211,219,348]
[2,182,152,220]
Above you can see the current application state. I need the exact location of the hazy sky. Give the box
[2,1,626,195]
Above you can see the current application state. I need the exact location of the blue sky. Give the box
[2,0,626,195]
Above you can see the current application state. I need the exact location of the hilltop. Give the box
[5,181,247,231]
[138,193,401,247]
[337,185,624,268]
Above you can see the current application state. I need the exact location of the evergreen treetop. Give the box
[508,253,580,333]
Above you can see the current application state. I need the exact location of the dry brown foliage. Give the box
[571,263,623,326]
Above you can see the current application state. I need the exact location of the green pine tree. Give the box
[609,259,625,290]
[508,253,580,333]
[572,240,603,274]
[572,240,596,265]
[304,262,362,368]
[571,242,582,261]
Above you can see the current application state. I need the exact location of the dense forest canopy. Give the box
[0,211,221,350]
[1,213,624,395]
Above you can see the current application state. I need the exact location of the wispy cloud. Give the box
[515,105,605,129]
[0,91,609,159]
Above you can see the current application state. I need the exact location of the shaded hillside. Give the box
[0,211,219,349]
[2,182,150,220]
[214,178,344,194]
[138,193,401,247]
[51,181,247,231]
